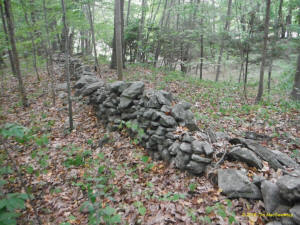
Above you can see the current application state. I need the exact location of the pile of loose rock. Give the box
[54,54,300,225]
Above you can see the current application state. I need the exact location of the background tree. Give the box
[2,0,28,107]
[115,0,123,80]
[256,0,271,103]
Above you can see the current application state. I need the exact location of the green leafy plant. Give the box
[0,192,28,225]
[133,201,146,216]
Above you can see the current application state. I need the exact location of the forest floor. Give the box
[0,61,299,225]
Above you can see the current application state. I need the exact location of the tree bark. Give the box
[42,0,56,106]
[215,0,232,82]
[154,0,168,66]
[111,0,125,69]
[256,0,271,103]
[20,0,40,81]
[87,1,100,73]
[3,0,28,107]
[61,0,74,131]
[115,0,123,80]
[138,0,147,62]
[0,2,16,76]
[291,54,300,100]
[126,0,131,26]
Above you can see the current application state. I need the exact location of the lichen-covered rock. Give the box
[108,81,129,94]
[118,96,133,109]
[229,147,263,169]
[186,161,207,175]
[182,134,195,143]
[180,142,192,153]
[277,174,300,202]
[191,154,212,163]
[121,81,144,99]
[218,169,262,199]
[81,81,105,96]
[159,115,177,127]
[175,151,190,170]
[290,203,300,225]
[202,141,214,156]
[74,75,99,89]
[169,142,180,155]
[261,180,287,213]
[191,140,204,154]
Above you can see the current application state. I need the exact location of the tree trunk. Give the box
[111,0,125,69]
[126,0,131,26]
[3,0,28,107]
[215,0,232,82]
[286,6,292,39]
[154,0,168,66]
[87,1,100,73]
[115,0,123,80]
[278,0,283,38]
[138,0,147,62]
[42,0,56,106]
[0,2,16,76]
[61,0,73,131]
[291,54,300,100]
[20,0,40,81]
[256,0,271,103]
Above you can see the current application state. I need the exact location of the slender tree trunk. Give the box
[87,1,100,73]
[3,0,28,107]
[154,0,168,66]
[286,7,292,39]
[267,57,273,94]
[61,0,73,131]
[126,0,131,26]
[115,0,123,80]
[111,0,125,69]
[278,0,283,38]
[20,0,40,81]
[0,3,16,76]
[215,0,232,82]
[291,54,300,100]
[138,0,147,62]
[256,0,271,103]
[42,0,56,106]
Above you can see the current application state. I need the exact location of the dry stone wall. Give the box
[68,60,214,176]
[54,54,300,225]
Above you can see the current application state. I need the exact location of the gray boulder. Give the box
[290,203,300,225]
[191,154,212,163]
[175,151,190,170]
[109,81,129,94]
[56,83,67,91]
[182,134,195,143]
[74,75,99,89]
[143,90,173,108]
[228,147,263,169]
[218,169,262,199]
[81,81,105,96]
[159,115,177,127]
[261,180,287,213]
[118,96,132,109]
[191,140,204,154]
[161,149,171,162]
[266,222,282,225]
[277,175,300,202]
[121,81,144,99]
[186,161,207,175]
[169,142,180,155]
[180,142,192,154]
[202,141,214,156]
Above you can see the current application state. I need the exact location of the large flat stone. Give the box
[218,169,262,199]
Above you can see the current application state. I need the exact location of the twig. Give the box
[0,138,42,225]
